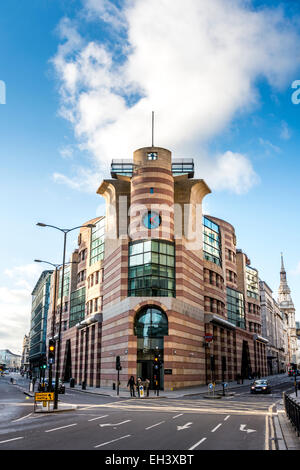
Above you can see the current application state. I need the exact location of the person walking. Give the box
[145,378,150,397]
[127,376,136,397]
[136,377,142,397]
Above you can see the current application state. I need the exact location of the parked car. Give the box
[38,379,65,394]
[250,379,271,394]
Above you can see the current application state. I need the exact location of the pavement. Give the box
[13,372,300,450]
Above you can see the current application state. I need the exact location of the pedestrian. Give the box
[127,376,136,397]
[136,377,142,397]
[145,378,150,397]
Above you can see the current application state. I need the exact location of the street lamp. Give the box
[36,222,95,409]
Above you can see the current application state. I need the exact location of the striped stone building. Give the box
[47,145,267,390]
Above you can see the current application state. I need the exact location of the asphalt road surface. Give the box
[0,373,295,451]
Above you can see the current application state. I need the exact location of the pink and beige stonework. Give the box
[47,145,268,390]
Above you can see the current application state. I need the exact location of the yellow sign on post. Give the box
[35,392,54,402]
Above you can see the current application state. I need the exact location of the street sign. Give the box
[139,385,144,398]
[34,392,54,402]
[204,334,213,342]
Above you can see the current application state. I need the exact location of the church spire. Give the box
[280,252,287,283]
[278,252,293,305]
[281,252,284,271]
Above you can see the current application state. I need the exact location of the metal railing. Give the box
[283,392,300,436]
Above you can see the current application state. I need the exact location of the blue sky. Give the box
[1,0,300,353]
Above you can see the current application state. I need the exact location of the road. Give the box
[0,372,296,451]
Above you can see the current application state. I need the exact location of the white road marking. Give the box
[173,413,183,419]
[189,437,206,450]
[0,437,24,444]
[145,421,165,430]
[88,415,109,422]
[99,420,131,427]
[45,423,77,433]
[94,434,131,448]
[12,412,32,422]
[211,423,222,432]
[224,415,230,421]
[240,424,256,433]
[177,422,193,431]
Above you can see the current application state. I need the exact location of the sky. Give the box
[1,0,300,354]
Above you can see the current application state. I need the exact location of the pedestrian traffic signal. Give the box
[48,339,55,361]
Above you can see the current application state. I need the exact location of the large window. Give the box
[128,240,175,297]
[203,217,222,267]
[69,287,86,328]
[227,287,246,329]
[246,266,259,300]
[90,217,105,265]
[58,265,70,298]
[134,306,168,338]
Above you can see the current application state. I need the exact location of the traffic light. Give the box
[153,354,161,370]
[116,355,122,371]
[40,357,47,369]
[48,339,55,362]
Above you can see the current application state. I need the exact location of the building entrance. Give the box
[137,341,164,390]
[134,306,168,391]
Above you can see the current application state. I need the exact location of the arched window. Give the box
[134,306,168,338]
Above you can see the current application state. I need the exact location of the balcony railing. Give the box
[111,158,194,178]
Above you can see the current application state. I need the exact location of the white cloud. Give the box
[0,264,44,354]
[280,120,291,140]
[203,151,259,194]
[291,261,300,276]
[52,0,300,194]
[5,263,43,281]
[259,137,281,155]
[53,166,104,193]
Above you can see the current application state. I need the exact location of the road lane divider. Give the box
[12,412,32,423]
[94,434,131,448]
[45,423,77,433]
[88,415,109,422]
[145,421,165,430]
[211,423,222,432]
[189,437,206,450]
[0,437,24,444]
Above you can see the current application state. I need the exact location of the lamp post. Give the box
[36,222,95,409]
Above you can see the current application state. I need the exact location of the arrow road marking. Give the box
[99,420,131,427]
[240,424,256,434]
[177,422,193,431]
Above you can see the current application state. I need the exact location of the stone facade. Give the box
[46,145,269,390]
